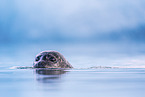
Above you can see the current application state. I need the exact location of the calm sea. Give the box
[0,67,145,97]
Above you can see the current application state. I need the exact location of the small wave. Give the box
[76,66,145,69]
[10,66,145,70]
[10,66,71,70]
[10,66,34,69]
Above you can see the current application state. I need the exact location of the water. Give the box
[0,67,145,97]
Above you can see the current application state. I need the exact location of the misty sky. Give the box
[1,0,145,68]
[0,0,145,43]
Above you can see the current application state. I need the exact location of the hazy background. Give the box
[0,0,145,68]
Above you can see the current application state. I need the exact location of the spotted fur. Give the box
[33,51,73,68]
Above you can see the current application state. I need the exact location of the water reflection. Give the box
[35,69,67,75]
[35,69,68,83]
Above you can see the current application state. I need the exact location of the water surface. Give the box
[0,67,145,97]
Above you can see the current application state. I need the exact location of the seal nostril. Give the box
[42,55,47,60]
[42,55,52,61]
[49,57,56,62]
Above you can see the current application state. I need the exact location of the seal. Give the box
[33,51,73,68]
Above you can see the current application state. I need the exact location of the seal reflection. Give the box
[35,69,68,83]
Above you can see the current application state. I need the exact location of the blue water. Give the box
[0,67,145,97]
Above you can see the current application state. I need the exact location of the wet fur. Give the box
[33,51,73,68]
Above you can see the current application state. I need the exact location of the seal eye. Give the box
[35,55,41,61]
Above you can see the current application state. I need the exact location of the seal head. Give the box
[33,51,73,68]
